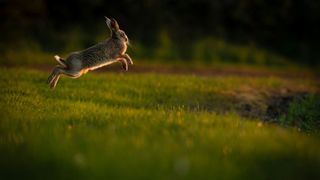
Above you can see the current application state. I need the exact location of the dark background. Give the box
[1,0,319,65]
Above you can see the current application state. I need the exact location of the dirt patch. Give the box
[237,92,314,123]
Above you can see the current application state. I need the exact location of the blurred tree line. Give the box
[1,0,319,65]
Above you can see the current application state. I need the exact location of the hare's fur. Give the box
[48,17,132,89]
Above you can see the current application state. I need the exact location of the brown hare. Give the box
[47,17,132,89]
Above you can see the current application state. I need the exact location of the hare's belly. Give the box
[81,49,115,71]
[87,59,117,71]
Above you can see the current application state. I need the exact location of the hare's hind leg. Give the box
[48,66,63,88]
[48,66,83,89]
[47,65,60,84]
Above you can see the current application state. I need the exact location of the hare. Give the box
[47,17,133,89]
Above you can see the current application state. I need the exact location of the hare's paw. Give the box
[118,58,128,71]
[49,75,60,89]
[47,66,61,84]
[123,54,133,65]
[49,80,55,89]
[47,73,56,84]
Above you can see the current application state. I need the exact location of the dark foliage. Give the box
[1,0,320,64]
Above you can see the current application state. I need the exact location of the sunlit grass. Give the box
[0,68,320,179]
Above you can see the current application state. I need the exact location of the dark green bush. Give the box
[280,94,320,133]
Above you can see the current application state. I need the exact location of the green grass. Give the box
[1,68,320,179]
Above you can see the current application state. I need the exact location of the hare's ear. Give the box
[110,18,120,31]
[105,16,112,29]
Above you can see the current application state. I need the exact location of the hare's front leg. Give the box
[121,54,133,65]
[117,58,128,71]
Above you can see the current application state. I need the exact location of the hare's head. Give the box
[105,17,129,45]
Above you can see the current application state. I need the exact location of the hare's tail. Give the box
[54,55,67,67]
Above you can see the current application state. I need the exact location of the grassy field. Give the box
[1,67,320,179]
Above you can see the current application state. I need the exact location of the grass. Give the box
[0,67,320,179]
